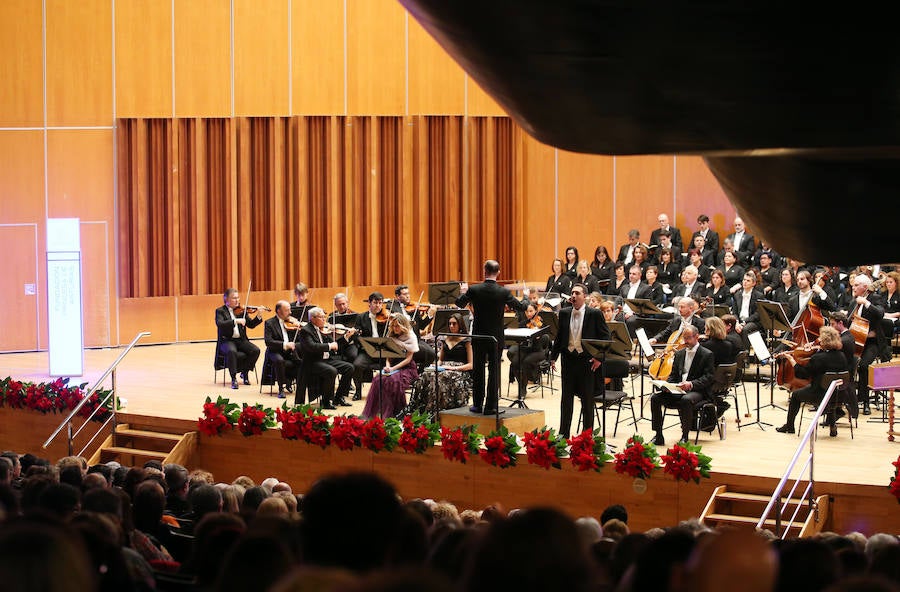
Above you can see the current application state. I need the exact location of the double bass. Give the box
[790,269,834,345]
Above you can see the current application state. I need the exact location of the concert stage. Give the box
[2,340,899,534]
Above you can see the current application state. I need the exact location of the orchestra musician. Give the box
[702,316,737,365]
[649,213,684,253]
[691,214,720,254]
[456,260,525,414]
[298,307,354,409]
[599,300,624,323]
[732,272,763,351]
[546,258,574,296]
[616,229,641,266]
[721,314,746,355]
[351,292,391,401]
[362,313,419,419]
[563,246,580,278]
[787,270,834,321]
[650,297,706,345]
[389,285,437,368]
[215,288,263,390]
[327,292,360,367]
[847,274,886,415]
[290,283,316,321]
[775,326,848,437]
[507,303,552,400]
[550,283,611,438]
[263,301,302,398]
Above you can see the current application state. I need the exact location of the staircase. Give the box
[700,485,830,538]
[89,417,197,467]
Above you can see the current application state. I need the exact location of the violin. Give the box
[321,323,354,336]
[233,304,271,316]
[284,319,305,330]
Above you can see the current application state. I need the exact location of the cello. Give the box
[648,300,708,379]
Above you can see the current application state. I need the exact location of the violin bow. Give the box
[243,280,252,320]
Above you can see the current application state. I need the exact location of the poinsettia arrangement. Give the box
[522,427,567,470]
[198,395,240,436]
[661,441,712,484]
[237,403,275,437]
[398,412,440,454]
[890,455,900,504]
[439,425,482,463]
[360,416,402,453]
[1,376,114,421]
[330,415,365,451]
[480,426,521,468]
[567,429,614,472]
[613,435,661,480]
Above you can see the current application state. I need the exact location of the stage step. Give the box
[700,485,830,538]
[90,422,197,467]
[114,427,184,450]
[100,446,169,464]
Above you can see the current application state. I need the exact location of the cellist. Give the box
[649,297,706,346]
[846,275,885,415]
[787,270,835,322]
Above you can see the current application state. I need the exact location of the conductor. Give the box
[456,259,525,414]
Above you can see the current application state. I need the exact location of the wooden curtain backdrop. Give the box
[117,116,521,298]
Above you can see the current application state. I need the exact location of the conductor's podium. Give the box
[439,406,546,434]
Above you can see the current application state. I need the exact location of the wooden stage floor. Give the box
[1,340,897,487]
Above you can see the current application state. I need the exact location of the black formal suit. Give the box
[619,281,652,302]
[550,305,611,437]
[263,316,301,391]
[880,290,900,357]
[591,261,615,284]
[653,315,706,343]
[617,242,637,264]
[726,232,756,264]
[718,264,745,288]
[691,229,720,254]
[646,283,665,307]
[772,284,799,306]
[786,290,834,323]
[707,286,733,310]
[327,311,360,363]
[656,262,681,288]
[456,279,524,412]
[783,349,849,430]
[703,336,736,365]
[759,266,781,294]
[732,288,762,350]
[651,344,716,440]
[352,311,390,394]
[650,226,683,253]
[672,281,706,303]
[215,305,262,381]
[297,322,353,407]
[851,295,886,409]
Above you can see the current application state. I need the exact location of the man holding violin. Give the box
[263,301,302,398]
[215,288,263,389]
[352,292,392,400]
[299,307,354,409]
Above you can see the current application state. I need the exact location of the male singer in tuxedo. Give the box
[650,324,715,445]
[456,260,524,414]
[263,300,302,398]
[298,307,354,409]
[550,283,611,437]
[215,288,262,389]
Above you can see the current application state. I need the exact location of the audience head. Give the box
[0,519,95,592]
[600,504,628,525]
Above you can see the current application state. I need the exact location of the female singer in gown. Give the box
[362,313,419,419]
[591,246,614,285]
[407,312,473,416]
[546,258,573,295]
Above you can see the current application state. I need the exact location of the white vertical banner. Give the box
[47,218,84,376]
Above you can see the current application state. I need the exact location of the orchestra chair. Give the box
[259,353,299,396]
[660,392,724,444]
[577,359,636,437]
[797,371,855,439]
[213,336,258,386]
[709,363,739,424]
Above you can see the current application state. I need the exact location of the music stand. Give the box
[432,308,471,336]
[329,313,359,328]
[624,298,663,316]
[582,339,616,439]
[708,304,732,318]
[744,330,774,429]
[428,282,461,306]
[503,326,550,409]
[757,300,792,411]
[606,322,633,360]
[359,337,408,417]
[538,310,559,341]
[631,318,671,422]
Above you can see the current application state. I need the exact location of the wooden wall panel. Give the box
[0,226,39,351]
[115,0,173,118]
[346,0,405,115]
[47,130,114,220]
[291,0,344,115]
[557,150,615,264]
[174,0,231,117]
[177,294,230,342]
[46,0,113,126]
[0,131,44,223]
[80,222,112,348]
[674,156,736,243]
[234,0,289,116]
[407,17,465,115]
[0,0,43,126]
[119,297,177,344]
[614,155,675,248]
[467,78,507,117]
[521,135,557,284]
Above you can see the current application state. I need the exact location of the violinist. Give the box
[787,270,834,321]
[847,274,885,415]
[328,292,360,366]
[507,303,551,401]
[775,326,848,436]
[702,316,737,365]
[828,312,857,371]
[546,258,573,296]
[650,297,705,345]
[351,292,391,400]
[290,282,316,323]
[389,285,437,368]
[299,307,354,409]
[263,301,302,398]
[215,288,263,389]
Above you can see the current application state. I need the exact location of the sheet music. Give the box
[635,328,655,357]
[748,331,771,363]
[504,328,544,339]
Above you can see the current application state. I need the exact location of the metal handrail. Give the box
[756,379,841,537]
[42,331,150,454]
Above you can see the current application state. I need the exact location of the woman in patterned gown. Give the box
[407,312,473,417]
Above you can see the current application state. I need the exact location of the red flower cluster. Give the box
[197,397,237,436]
[890,456,900,504]
[398,414,439,454]
[567,429,613,473]
[661,442,711,484]
[275,406,304,440]
[331,415,365,450]
[613,436,660,480]
[479,427,521,468]
[522,428,566,470]
[237,404,271,437]
[360,417,401,452]
[299,411,332,448]
[1,376,113,421]
[439,425,481,463]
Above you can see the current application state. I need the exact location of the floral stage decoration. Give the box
[275,404,331,447]
[613,435,661,480]
[237,403,276,437]
[198,396,240,436]
[522,427,568,470]
[398,412,441,454]
[661,440,712,484]
[330,415,366,451]
[890,455,900,504]
[480,426,522,469]
[566,429,614,473]
[1,376,115,421]
[439,425,482,464]
[360,416,402,453]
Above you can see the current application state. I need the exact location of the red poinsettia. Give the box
[299,411,331,448]
[522,427,567,470]
[439,425,482,463]
[613,435,661,480]
[566,429,614,473]
[890,456,900,504]
[360,417,401,453]
[398,413,440,454]
[661,441,712,484]
[330,415,365,451]
[1,378,26,408]
[197,396,239,436]
[480,426,521,469]
[1,376,115,421]
[237,404,274,437]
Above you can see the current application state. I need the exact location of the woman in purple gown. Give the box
[362,313,419,419]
